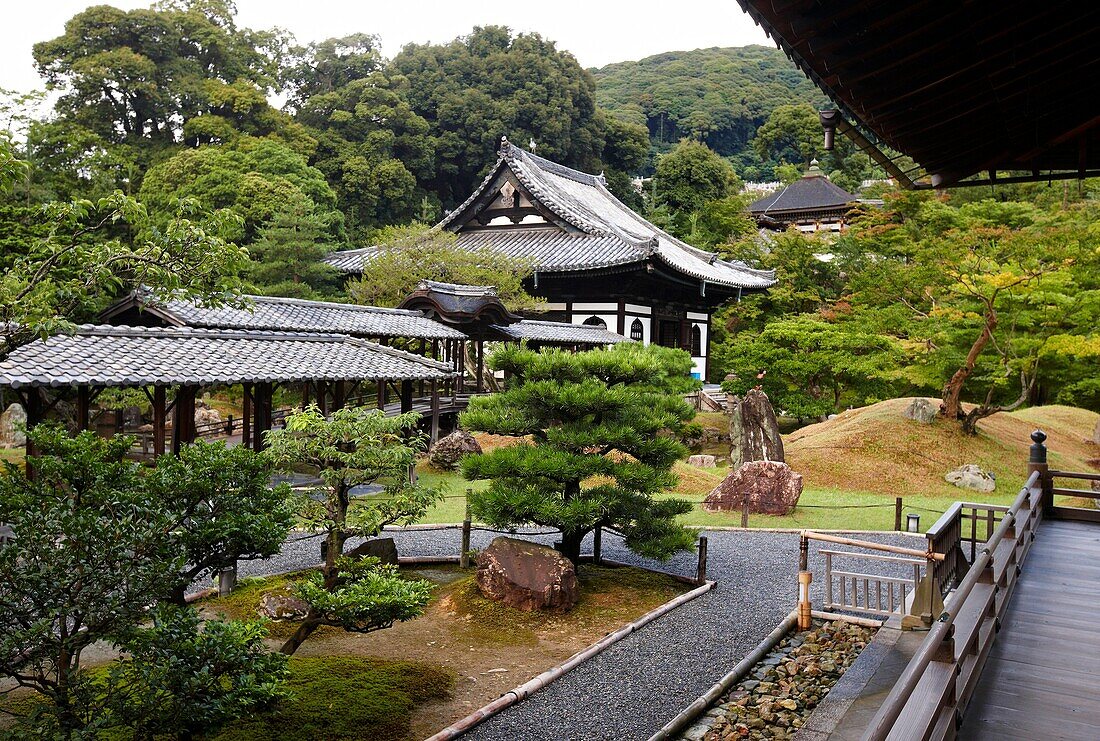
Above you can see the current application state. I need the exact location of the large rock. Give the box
[687,454,717,468]
[903,398,938,424]
[258,593,311,620]
[703,461,804,515]
[429,429,482,470]
[475,536,579,612]
[194,404,223,431]
[945,464,996,493]
[345,537,399,565]
[0,403,26,449]
[728,389,784,469]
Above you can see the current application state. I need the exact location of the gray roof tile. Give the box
[492,320,630,345]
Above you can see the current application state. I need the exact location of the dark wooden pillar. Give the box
[76,386,91,432]
[457,340,466,393]
[171,386,197,455]
[242,383,252,449]
[400,380,413,414]
[430,380,440,443]
[332,380,346,411]
[377,380,387,410]
[22,388,42,473]
[617,301,626,335]
[316,380,328,415]
[253,382,272,451]
[302,380,312,408]
[475,340,484,394]
[152,385,166,460]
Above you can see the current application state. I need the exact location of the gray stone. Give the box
[429,429,482,470]
[257,592,310,620]
[945,464,996,493]
[704,461,804,515]
[687,454,717,468]
[345,536,399,565]
[475,536,579,612]
[728,389,784,468]
[0,403,26,449]
[194,404,223,430]
[903,398,938,424]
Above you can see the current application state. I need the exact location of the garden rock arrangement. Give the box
[903,397,938,424]
[728,389,784,469]
[688,454,718,468]
[682,619,875,741]
[704,461,803,515]
[476,536,579,611]
[945,464,996,492]
[0,403,26,448]
[429,429,482,469]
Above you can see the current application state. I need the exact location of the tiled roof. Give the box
[118,291,466,340]
[492,320,630,345]
[0,326,455,389]
[323,246,380,274]
[326,139,776,291]
[748,168,856,215]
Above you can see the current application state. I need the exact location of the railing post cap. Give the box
[1030,429,1046,445]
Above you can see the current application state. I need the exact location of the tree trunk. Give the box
[279,615,321,655]
[941,309,997,420]
[558,529,585,564]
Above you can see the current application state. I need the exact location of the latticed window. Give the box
[583,316,607,329]
[629,318,644,341]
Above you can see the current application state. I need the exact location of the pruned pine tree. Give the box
[264,406,441,655]
[461,343,698,564]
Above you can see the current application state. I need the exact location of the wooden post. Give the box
[316,380,328,415]
[696,535,708,585]
[457,340,466,393]
[430,380,440,443]
[593,526,602,565]
[798,534,812,630]
[741,497,750,528]
[895,497,904,531]
[253,382,272,451]
[152,385,166,460]
[171,386,197,455]
[400,380,413,414]
[460,499,472,569]
[22,388,42,477]
[377,380,386,410]
[1028,430,1052,518]
[76,386,90,432]
[242,383,252,449]
[475,340,484,393]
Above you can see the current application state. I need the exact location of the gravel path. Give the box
[227,526,916,740]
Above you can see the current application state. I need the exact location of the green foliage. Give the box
[147,441,295,602]
[752,103,822,166]
[718,315,899,419]
[655,139,741,213]
[138,137,340,242]
[105,604,289,739]
[0,191,248,359]
[347,223,538,309]
[216,656,454,741]
[246,205,343,298]
[291,557,434,633]
[461,344,697,562]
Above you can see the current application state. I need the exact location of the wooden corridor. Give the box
[959,519,1100,740]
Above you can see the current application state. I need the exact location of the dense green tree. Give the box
[347,224,537,310]
[752,103,821,167]
[461,344,698,564]
[138,136,340,241]
[265,406,440,655]
[654,139,741,213]
[246,205,343,298]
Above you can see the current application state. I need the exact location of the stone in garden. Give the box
[345,536,399,565]
[704,461,803,515]
[429,429,482,470]
[728,389,784,469]
[903,398,938,424]
[475,536,579,612]
[945,464,996,492]
[194,404,222,430]
[0,403,26,448]
[258,593,310,620]
[688,454,717,468]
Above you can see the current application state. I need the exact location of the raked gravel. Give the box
[220,526,917,741]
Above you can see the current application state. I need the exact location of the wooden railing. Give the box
[822,548,923,619]
[925,501,1008,595]
[862,468,1043,740]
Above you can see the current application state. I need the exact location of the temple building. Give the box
[747,160,857,233]
[327,137,776,380]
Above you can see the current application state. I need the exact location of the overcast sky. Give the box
[1,0,773,95]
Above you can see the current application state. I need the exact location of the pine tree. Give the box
[461,344,698,563]
[247,205,342,299]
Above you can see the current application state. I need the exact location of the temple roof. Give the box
[0,325,455,389]
[327,139,776,292]
[492,320,629,346]
[748,164,856,216]
[102,291,466,341]
[398,281,522,326]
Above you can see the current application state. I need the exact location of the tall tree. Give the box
[246,205,343,298]
[461,344,697,564]
[654,139,741,213]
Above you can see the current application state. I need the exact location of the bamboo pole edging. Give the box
[648,609,799,741]
[425,579,717,741]
[683,526,926,537]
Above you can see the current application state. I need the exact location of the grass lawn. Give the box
[0,447,25,472]
[200,563,688,738]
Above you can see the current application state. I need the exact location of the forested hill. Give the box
[592,46,825,171]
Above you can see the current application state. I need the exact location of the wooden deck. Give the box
[959,519,1100,740]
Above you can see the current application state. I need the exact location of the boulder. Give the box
[704,461,804,515]
[345,537,399,565]
[194,405,223,430]
[0,403,26,448]
[945,464,996,493]
[728,389,784,469]
[687,454,717,468]
[903,398,938,424]
[475,536,579,612]
[429,429,482,470]
[257,593,310,620]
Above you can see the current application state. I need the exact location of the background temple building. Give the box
[747,160,858,233]
[328,137,776,379]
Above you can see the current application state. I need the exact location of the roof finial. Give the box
[528,137,537,152]
[807,158,823,176]
[499,135,511,155]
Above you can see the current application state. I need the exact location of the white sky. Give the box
[1,0,773,95]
